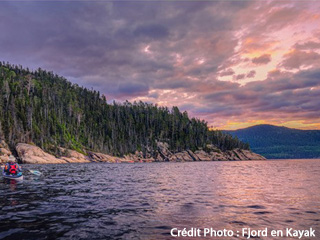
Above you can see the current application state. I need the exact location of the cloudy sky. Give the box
[1,1,320,130]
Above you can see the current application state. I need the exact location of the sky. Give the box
[0,1,320,130]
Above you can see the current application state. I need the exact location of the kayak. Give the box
[2,171,23,180]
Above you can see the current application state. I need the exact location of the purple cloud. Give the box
[280,50,320,69]
[252,54,272,65]
[246,70,256,78]
[0,1,319,129]
[219,68,235,77]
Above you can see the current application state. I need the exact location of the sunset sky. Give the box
[0,1,319,130]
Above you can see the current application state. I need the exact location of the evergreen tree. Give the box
[0,62,249,156]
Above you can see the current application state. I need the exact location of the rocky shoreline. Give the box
[0,140,266,164]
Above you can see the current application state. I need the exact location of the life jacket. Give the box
[8,164,18,174]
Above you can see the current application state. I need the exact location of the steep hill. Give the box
[0,62,249,158]
[226,124,320,159]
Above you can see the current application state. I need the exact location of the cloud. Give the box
[262,6,303,31]
[219,68,235,77]
[0,1,319,129]
[246,70,256,78]
[252,54,272,65]
[241,37,278,55]
[280,50,320,69]
[295,41,320,50]
[199,66,320,129]
[235,74,246,80]
[133,24,169,40]
[117,82,150,98]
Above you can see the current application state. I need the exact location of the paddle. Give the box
[28,169,42,176]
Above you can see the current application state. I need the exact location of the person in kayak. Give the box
[4,155,22,175]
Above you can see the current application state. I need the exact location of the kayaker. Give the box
[4,155,22,175]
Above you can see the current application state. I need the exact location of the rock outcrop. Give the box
[59,148,91,163]
[225,149,266,161]
[124,142,266,162]
[16,143,67,164]
[13,141,265,164]
[15,143,130,164]
[87,151,122,163]
[16,144,92,164]
[164,148,265,162]
[0,140,12,163]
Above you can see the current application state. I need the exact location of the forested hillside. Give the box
[0,62,248,157]
[226,124,320,159]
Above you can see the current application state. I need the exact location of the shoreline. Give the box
[1,141,266,165]
[4,159,320,167]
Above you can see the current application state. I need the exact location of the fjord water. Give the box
[1,160,319,240]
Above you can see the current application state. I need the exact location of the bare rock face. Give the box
[170,151,194,162]
[208,148,266,161]
[224,150,241,160]
[16,143,67,164]
[59,148,91,163]
[210,152,228,161]
[124,142,266,162]
[156,142,173,161]
[125,151,143,162]
[0,140,12,163]
[155,142,266,162]
[87,151,121,163]
[13,141,266,165]
[187,150,201,161]
[124,151,154,162]
[15,143,130,164]
[234,149,266,160]
[194,150,211,161]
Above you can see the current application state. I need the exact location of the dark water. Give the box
[1,159,319,240]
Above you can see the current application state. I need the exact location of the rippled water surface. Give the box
[1,159,320,239]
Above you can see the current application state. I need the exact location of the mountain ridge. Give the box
[225,124,320,159]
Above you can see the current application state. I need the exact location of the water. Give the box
[1,159,319,240]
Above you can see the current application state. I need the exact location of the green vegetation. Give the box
[0,62,249,157]
[226,124,320,159]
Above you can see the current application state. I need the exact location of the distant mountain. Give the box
[225,124,320,159]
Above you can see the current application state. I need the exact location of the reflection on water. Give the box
[0,159,319,239]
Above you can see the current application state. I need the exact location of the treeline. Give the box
[0,62,249,157]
